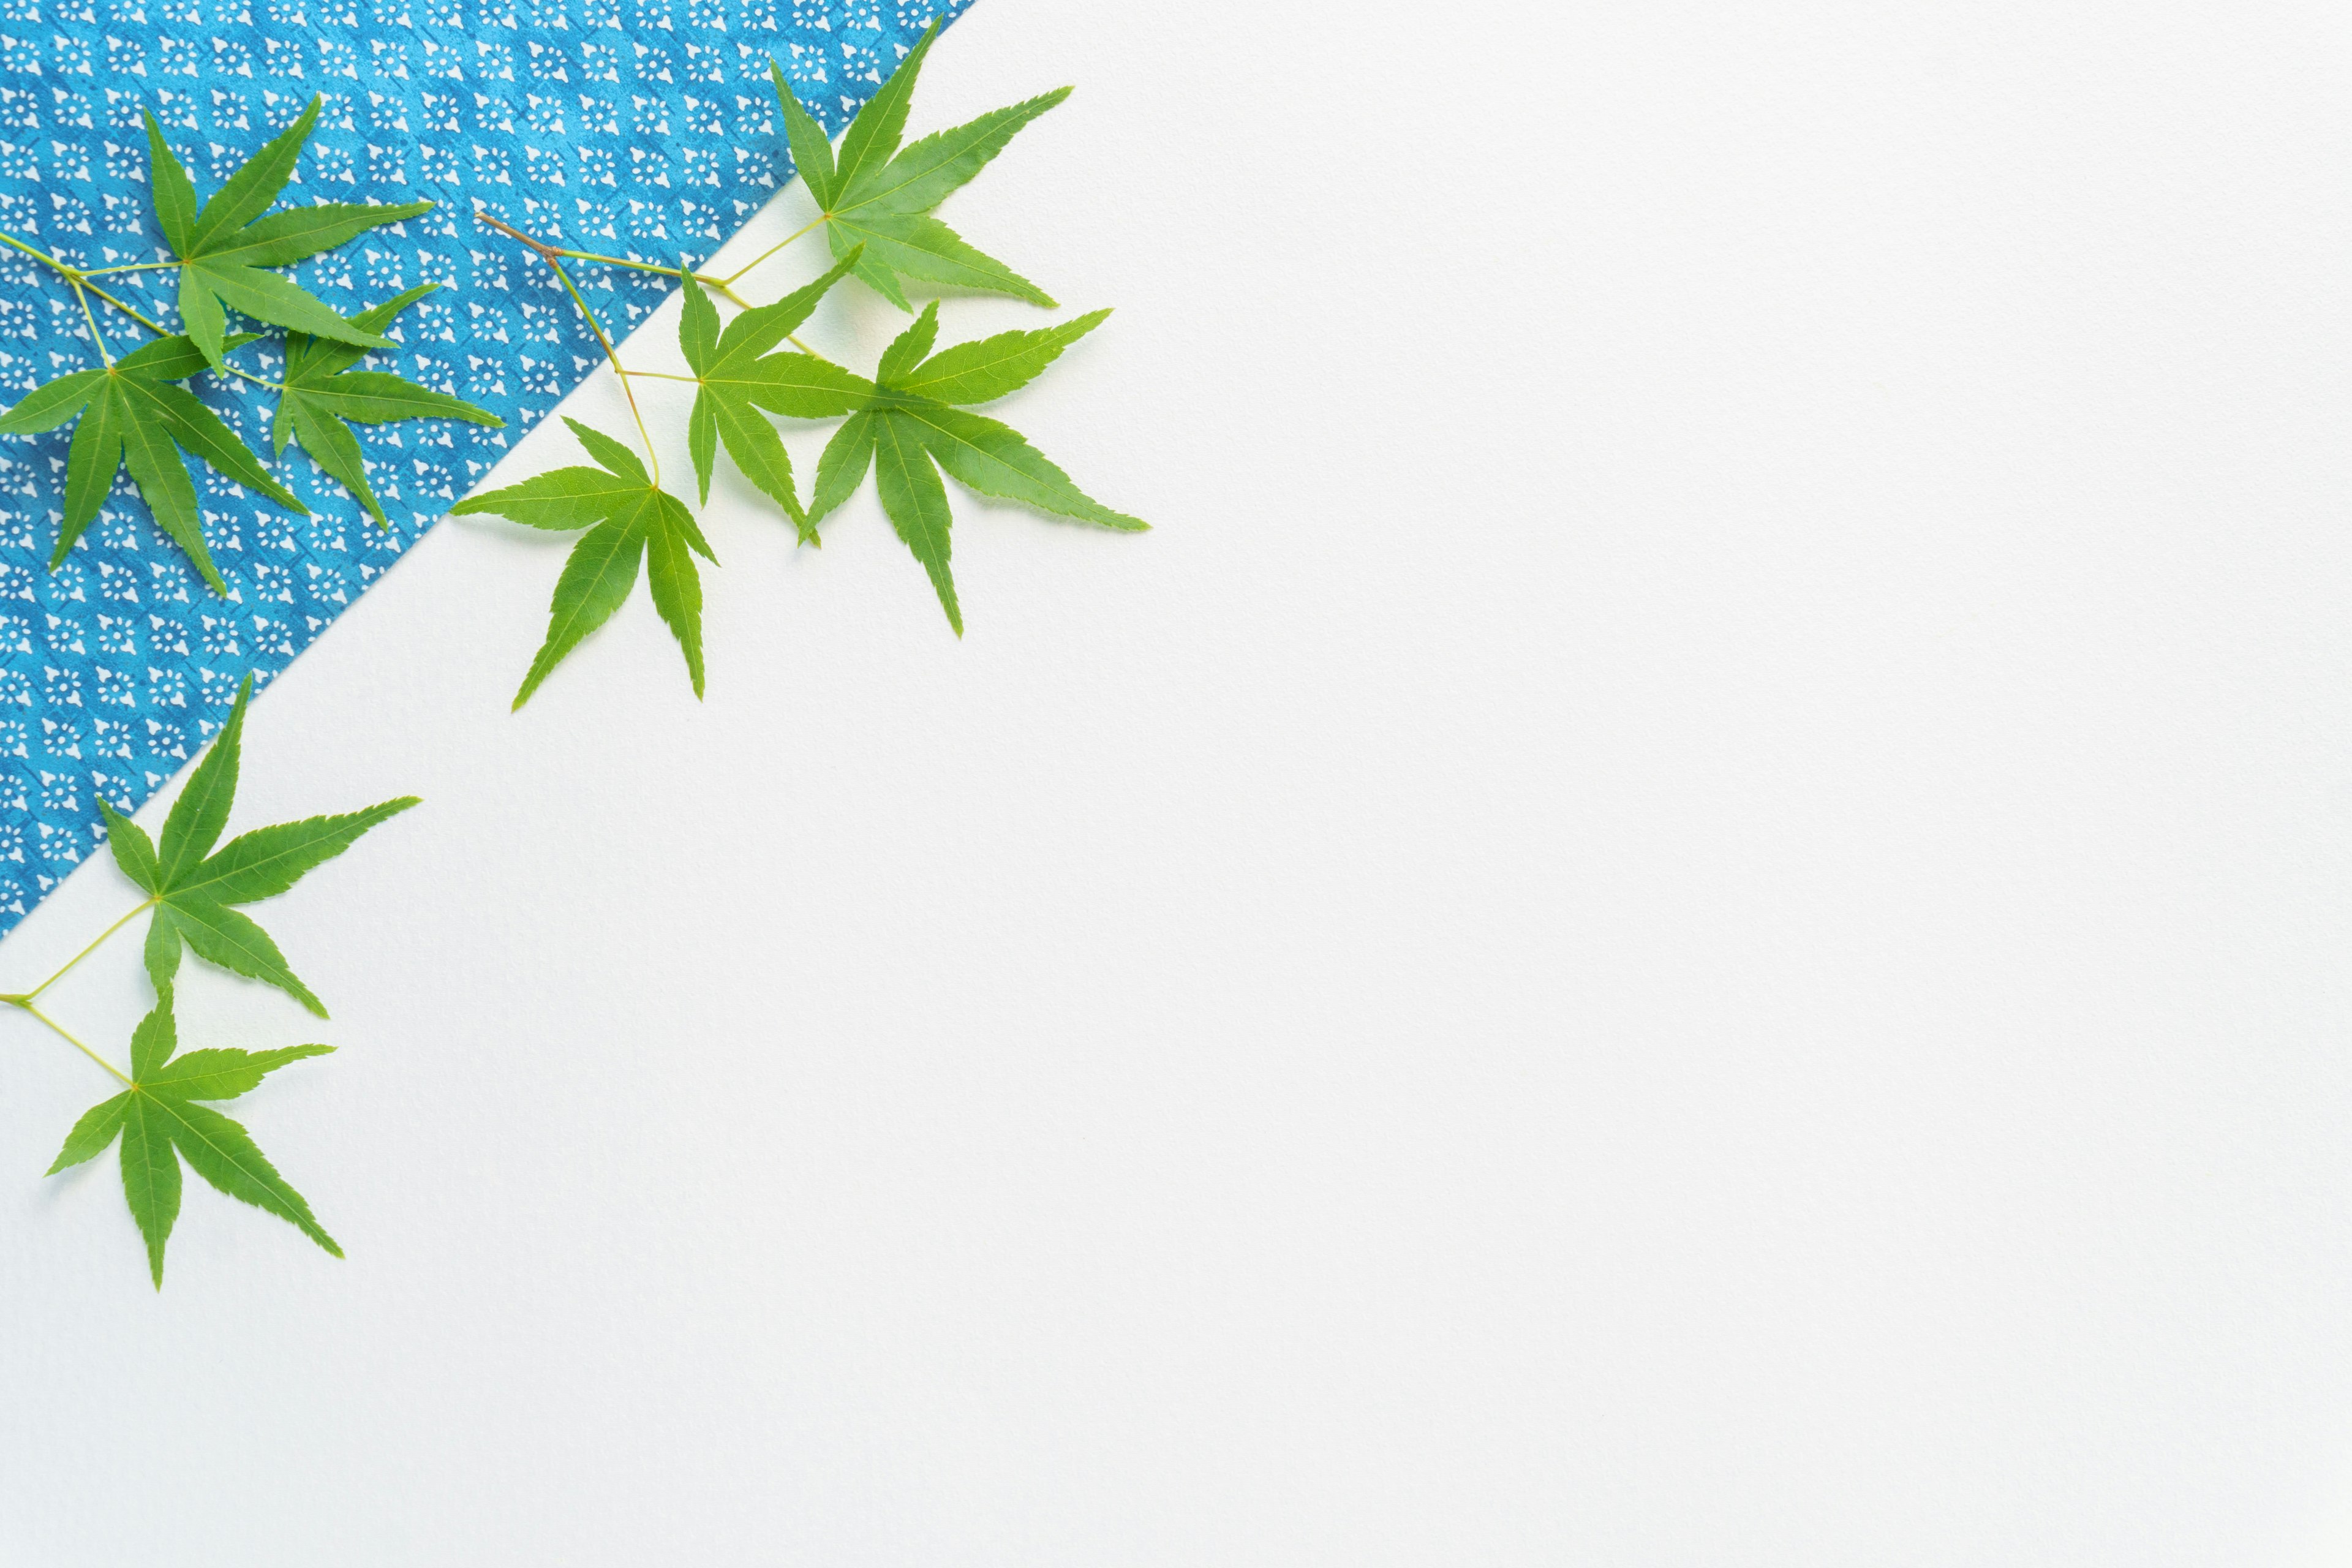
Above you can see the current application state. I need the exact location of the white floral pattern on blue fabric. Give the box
[0,0,967,934]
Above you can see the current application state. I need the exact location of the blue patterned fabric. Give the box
[0,0,965,934]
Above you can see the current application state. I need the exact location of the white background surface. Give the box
[4,0,2352,1561]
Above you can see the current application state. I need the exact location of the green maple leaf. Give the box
[805,301,1145,633]
[274,282,503,526]
[678,248,869,541]
[772,22,1069,311]
[46,986,337,1289]
[145,96,433,373]
[450,418,715,707]
[0,331,305,595]
[96,674,420,1017]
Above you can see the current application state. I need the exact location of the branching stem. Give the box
[0,227,66,274]
[74,279,167,337]
[0,894,156,1085]
[720,214,825,286]
[475,215,757,308]
[69,279,111,367]
[0,897,157,1082]
[478,216,846,431]
[77,280,284,390]
[0,229,283,389]
[553,246,754,309]
[26,897,158,1003]
[13,1001,133,1086]
[478,212,664,481]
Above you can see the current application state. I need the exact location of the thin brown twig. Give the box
[476,211,662,483]
[477,213,754,307]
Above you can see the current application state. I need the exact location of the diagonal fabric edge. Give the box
[0,0,970,939]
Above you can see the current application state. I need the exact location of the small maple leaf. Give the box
[274,282,503,526]
[97,674,420,1017]
[678,248,868,542]
[0,331,305,594]
[145,96,432,373]
[805,301,1146,633]
[450,418,717,707]
[772,21,1069,311]
[46,987,338,1289]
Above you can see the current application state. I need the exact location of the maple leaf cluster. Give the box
[456,21,1146,706]
[0,97,500,592]
[33,678,415,1286]
[0,23,1148,1287]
